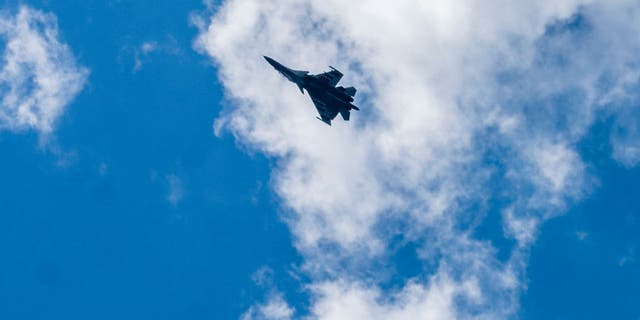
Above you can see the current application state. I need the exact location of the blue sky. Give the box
[1,1,639,319]
[522,122,640,319]
[0,1,300,319]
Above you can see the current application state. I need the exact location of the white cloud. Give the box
[140,41,158,54]
[307,275,486,320]
[611,106,640,167]
[618,246,635,267]
[130,36,182,73]
[133,41,159,72]
[242,292,294,320]
[576,231,588,241]
[0,6,88,136]
[166,174,184,205]
[194,0,640,318]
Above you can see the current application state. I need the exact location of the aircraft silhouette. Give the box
[264,56,359,125]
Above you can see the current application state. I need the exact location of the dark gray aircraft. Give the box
[264,56,359,125]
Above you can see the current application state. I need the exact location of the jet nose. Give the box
[263,56,278,68]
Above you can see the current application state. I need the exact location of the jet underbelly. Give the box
[324,91,351,110]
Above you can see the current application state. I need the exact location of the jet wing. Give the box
[313,67,343,87]
[310,97,339,125]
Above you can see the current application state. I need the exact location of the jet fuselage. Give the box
[264,56,359,125]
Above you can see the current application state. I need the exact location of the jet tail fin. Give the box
[337,86,357,97]
[343,86,357,97]
[297,82,304,94]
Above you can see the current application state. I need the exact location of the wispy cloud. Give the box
[129,36,182,73]
[194,1,640,318]
[166,174,184,206]
[618,247,635,267]
[611,107,640,168]
[241,292,294,320]
[243,266,294,320]
[133,41,159,72]
[576,231,588,241]
[0,6,88,137]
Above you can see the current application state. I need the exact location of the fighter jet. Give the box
[264,56,359,125]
